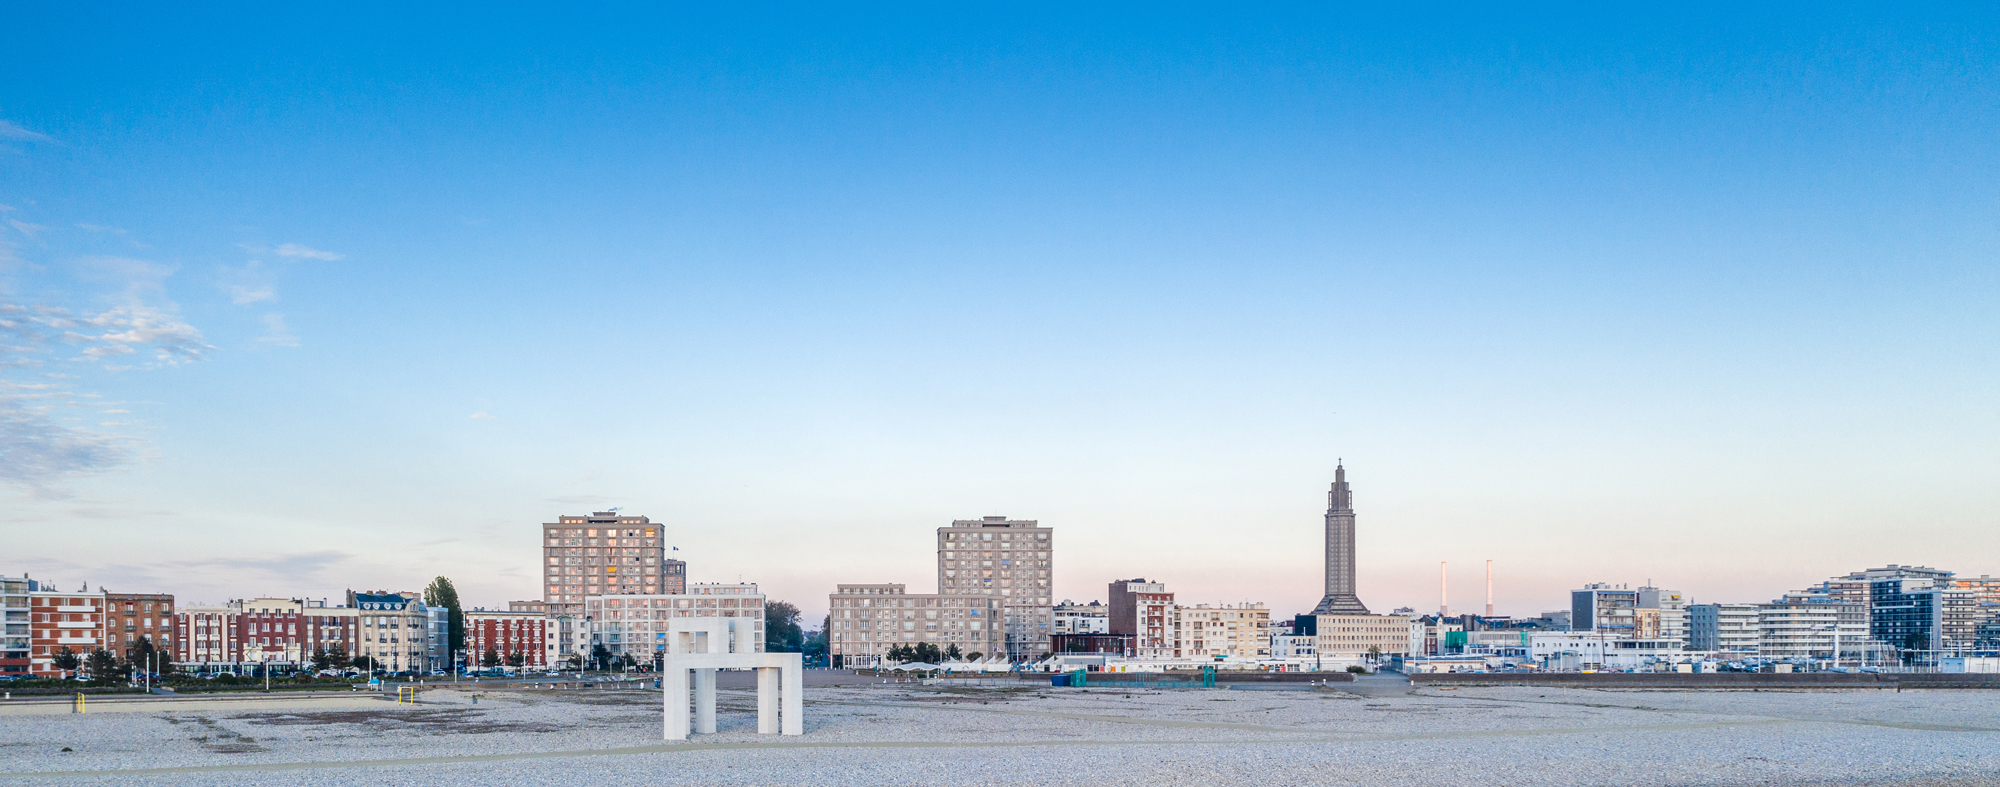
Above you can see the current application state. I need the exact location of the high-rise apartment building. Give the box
[1311,464,1370,615]
[1108,579,1175,659]
[1,576,32,675]
[542,512,684,658]
[937,516,1052,660]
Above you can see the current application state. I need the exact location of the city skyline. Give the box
[5,7,1998,621]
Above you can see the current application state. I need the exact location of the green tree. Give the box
[802,616,829,663]
[325,643,349,671]
[590,643,614,671]
[53,646,81,678]
[481,647,500,668]
[763,600,803,652]
[310,647,333,672]
[351,654,378,671]
[506,650,526,668]
[123,635,157,674]
[944,644,962,661]
[423,577,467,656]
[87,648,117,683]
[965,651,984,662]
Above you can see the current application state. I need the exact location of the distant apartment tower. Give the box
[937,516,1052,660]
[826,583,1003,668]
[542,512,683,658]
[1108,579,1175,659]
[1689,603,1759,653]
[1,576,34,675]
[1570,584,1638,637]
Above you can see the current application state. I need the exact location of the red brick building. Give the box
[29,588,104,677]
[104,592,175,660]
[466,609,547,668]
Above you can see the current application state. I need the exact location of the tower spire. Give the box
[1310,461,1370,616]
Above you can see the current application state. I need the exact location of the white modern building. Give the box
[1052,600,1108,635]
[1530,632,1688,670]
[1689,603,1759,654]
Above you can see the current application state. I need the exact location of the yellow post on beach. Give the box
[397,686,417,705]
[73,693,84,714]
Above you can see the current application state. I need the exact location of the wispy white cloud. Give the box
[0,121,53,142]
[7,220,47,239]
[256,313,299,347]
[74,223,128,235]
[67,306,211,365]
[273,243,343,261]
[227,284,274,304]
[470,411,498,420]
[0,382,133,495]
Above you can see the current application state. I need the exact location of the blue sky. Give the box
[4,6,1996,621]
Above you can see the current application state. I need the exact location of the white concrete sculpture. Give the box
[660,617,802,740]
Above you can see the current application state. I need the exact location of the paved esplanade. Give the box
[1311,462,1371,615]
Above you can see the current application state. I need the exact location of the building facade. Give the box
[1313,613,1416,660]
[1689,603,1759,653]
[1758,601,1867,659]
[542,512,675,659]
[102,592,175,659]
[1635,587,1687,646]
[1571,584,1638,637]
[1108,579,1175,659]
[1172,603,1270,659]
[466,608,549,668]
[584,584,766,664]
[827,583,1002,667]
[1052,600,1108,635]
[349,591,430,672]
[1,576,32,675]
[937,516,1052,660]
[29,586,105,677]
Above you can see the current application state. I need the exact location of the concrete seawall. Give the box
[1409,672,2000,689]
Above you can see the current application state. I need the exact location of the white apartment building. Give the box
[1053,600,1108,635]
[1636,586,1688,646]
[1758,602,1867,660]
[349,591,431,672]
[1314,613,1417,660]
[1689,603,1759,654]
[584,584,766,664]
[1172,603,1270,659]
[828,583,1004,667]
[937,517,1053,660]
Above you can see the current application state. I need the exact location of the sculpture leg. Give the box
[757,667,779,734]
[695,668,717,734]
[663,666,690,741]
[781,656,803,736]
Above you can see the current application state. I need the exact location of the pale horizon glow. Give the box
[3,8,1997,625]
